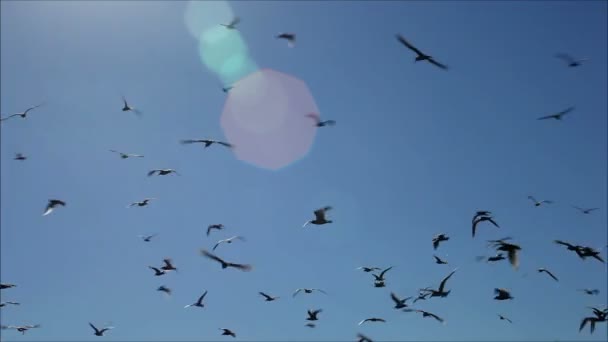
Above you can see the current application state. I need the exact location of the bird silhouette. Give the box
[396,34,448,70]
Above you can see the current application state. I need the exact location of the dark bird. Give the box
[121,97,142,116]
[357,333,374,342]
[306,309,323,321]
[0,301,20,308]
[356,266,382,273]
[305,323,316,328]
[220,17,240,30]
[147,169,180,176]
[200,249,252,271]
[213,236,246,251]
[1,104,43,122]
[358,318,386,325]
[421,269,457,298]
[89,322,113,336]
[537,268,559,282]
[109,149,143,159]
[433,255,448,265]
[396,34,447,70]
[487,253,507,262]
[276,32,296,47]
[1,324,41,335]
[373,280,386,288]
[412,309,444,323]
[578,289,600,296]
[579,307,607,334]
[128,198,156,208]
[372,266,393,282]
[157,285,172,295]
[1,283,16,289]
[432,233,449,250]
[413,291,431,303]
[43,199,66,216]
[259,292,279,302]
[148,266,166,276]
[207,224,225,236]
[578,246,605,263]
[498,314,513,323]
[472,215,500,238]
[554,239,583,253]
[537,107,574,121]
[184,290,208,308]
[572,206,600,215]
[161,258,178,272]
[138,234,157,242]
[390,292,412,309]
[494,288,513,300]
[303,206,333,227]
[305,113,336,128]
[219,328,236,338]
[14,153,27,161]
[555,53,588,67]
[181,139,233,149]
[492,240,521,270]
[473,210,492,221]
[293,288,327,297]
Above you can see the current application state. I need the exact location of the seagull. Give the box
[492,240,521,270]
[433,255,448,265]
[128,198,156,208]
[537,107,574,121]
[157,285,172,295]
[537,268,559,282]
[14,153,27,161]
[396,34,448,70]
[306,309,322,321]
[305,113,336,128]
[207,224,225,236]
[220,17,240,30]
[293,288,327,297]
[472,215,500,238]
[138,234,157,242]
[276,33,296,47]
[357,333,374,342]
[1,283,16,289]
[0,104,43,122]
[578,289,600,296]
[1,324,41,335]
[358,318,386,325]
[180,139,233,149]
[148,266,166,276]
[259,292,279,302]
[432,234,449,250]
[498,314,513,323]
[160,258,178,272]
[390,292,412,309]
[412,309,444,323]
[572,206,600,215]
[579,307,607,334]
[494,288,514,300]
[222,85,234,93]
[0,301,20,308]
[147,169,180,176]
[371,266,393,282]
[43,199,66,216]
[219,328,236,338]
[109,150,143,159]
[200,249,252,271]
[89,322,113,336]
[121,97,142,116]
[303,206,333,227]
[213,236,246,251]
[184,290,208,308]
[356,266,382,273]
[420,269,457,298]
[555,53,588,67]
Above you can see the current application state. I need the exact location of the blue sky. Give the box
[1,1,607,341]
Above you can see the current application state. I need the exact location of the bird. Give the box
[432,234,449,250]
[537,107,574,121]
[303,206,333,227]
[486,253,506,263]
[537,268,559,282]
[472,215,500,238]
[413,291,431,303]
[222,85,234,93]
[412,309,445,323]
[128,198,156,208]
[492,239,521,270]
[293,288,327,297]
[0,301,20,308]
[572,206,600,215]
[373,280,386,288]
[390,292,412,309]
[577,246,605,263]
[1,283,16,289]
[473,210,493,221]
[579,307,608,334]
[89,322,113,336]
[220,17,240,29]
[148,266,166,276]
[219,328,236,338]
[305,113,336,128]
[578,289,600,296]
[14,153,27,161]
[109,150,143,159]
[1,324,41,335]
[358,318,386,325]
[420,269,457,298]
[200,249,252,271]
[184,290,208,308]
[121,97,142,116]
[357,333,374,342]
[138,234,157,242]
[395,34,448,70]
[356,266,382,273]
[259,292,279,302]
[555,53,588,67]
[43,199,66,216]
[433,255,448,265]
[157,286,172,295]
[276,33,296,47]
[494,288,514,300]
[180,139,233,149]
[0,104,43,122]
[147,169,180,176]
[498,314,513,323]
[371,266,393,282]
[305,323,316,328]
[160,258,178,272]
[213,236,246,251]
[207,224,226,236]
[306,309,323,321]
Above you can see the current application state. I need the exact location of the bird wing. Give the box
[507,249,519,269]
[395,34,425,56]
[217,141,233,148]
[197,290,208,304]
[433,238,440,250]
[149,266,161,273]
[558,106,575,116]
[259,292,271,300]
[472,218,480,237]
[0,114,20,121]
[390,292,402,304]
[162,259,173,268]
[293,289,303,297]
[487,217,500,228]
[314,288,327,294]
[579,317,592,332]
[537,114,558,120]
[379,266,393,279]
[302,220,311,228]
[122,97,128,107]
[427,58,448,70]
[147,170,158,176]
[556,53,575,64]
[438,269,456,292]
[528,195,538,203]
[42,206,53,216]
[433,255,443,263]
[227,262,253,271]
[322,120,337,126]
[358,319,368,325]
[545,269,559,281]
[554,240,574,248]
[212,241,222,251]
[200,250,225,264]
[89,323,100,334]
[429,312,444,322]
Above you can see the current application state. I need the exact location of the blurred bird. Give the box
[128,198,156,208]
[433,255,448,265]
[1,324,41,335]
[492,239,521,270]
[578,246,605,263]
[213,236,246,251]
[220,17,240,30]
[390,292,412,309]
[432,234,449,250]
[89,322,113,336]
[412,309,445,323]
[219,328,236,338]
[537,107,574,121]
[293,288,327,297]
[43,199,66,216]
[276,32,296,47]
[555,53,588,67]
[357,333,374,342]
[494,288,514,300]
[358,318,386,325]
[200,250,252,271]
[184,290,208,308]
[303,206,333,227]
[421,269,457,298]
[138,234,158,242]
[160,258,178,272]
[579,307,607,334]
[0,104,43,122]
[305,113,336,128]
[356,266,382,273]
[0,283,16,290]
[157,286,171,295]
[578,289,600,296]
[109,150,143,159]
[396,34,448,70]
[472,215,500,238]
[306,309,322,321]
[537,268,559,282]
[305,323,316,328]
[147,169,179,176]
[14,153,27,161]
[498,314,513,323]
[372,266,393,282]
[207,224,225,236]
[121,97,142,116]
[181,139,233,149]
[572,206,600,215]
[222,85,234,93]
[0,301,20,308]
[148,266,166,276]
[259,292,279,302]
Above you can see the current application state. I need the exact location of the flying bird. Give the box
[157,286,172,295]
[220,17,240,29]
[473,210,492,221]
[494,288,514,300]
[128,198,156,208]
[138,234,158,242]
[498,314,513,323]
[0,301,20,308]
[184,290,208,308]
[200,249,252,271]
[89,322,113,336]
[109,150,143,159]
[207,224,225,236]
[433,255,448,265]
[472,215,500,238]
[219,328,236,338]
[213,236,246,251]
[0,104,43,122]
[537,268,559,282]
[148,266,166,276]
[578,289,600,296]
[579,307,607,334]
[1,283,16,290]
[492,239,521,270]
[121,97,142,116]
[180,139,233,149]
[537,107,574,121]
[356,266,382,273]
[222,85,234,93]
[160,258,178,272]
[413,291,431,303]
[555,53,588,67]
[421,269,457,298]
[412,309,445,323]
[373,280,386,288]
[432,233,449,250]
[259,292,279,302]
[306,309,323,321]
[14,153,27,161]
[390,292,412,309]
[572,206,600,215]
[577,246,605,263]
[43,199,66,216]
[303,206,333,227]
[305,113,336,128]
[293,288,327,297]
[358,318,386,325]
[372,266,393,282]
[147,169,179,176]
[276,33,296,47]
[396,34,448,70]
[357,333,374,342]
[1,324,41,335]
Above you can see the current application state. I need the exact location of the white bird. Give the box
[358,318,386,325]
[1,104,44,122]
[43,199,66,216]
[213,236,246,251]
[109,150,144,159]
[528,195,554,207]
[184,290,208,308]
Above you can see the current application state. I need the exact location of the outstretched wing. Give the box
[428,58,448,70]
[200,249,226,264]
[438,269,457,292]
[395,34,424,56]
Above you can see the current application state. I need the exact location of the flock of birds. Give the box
[1,13,607,342]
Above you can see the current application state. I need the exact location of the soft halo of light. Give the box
[183,0,234,40]
[218,54,260,90]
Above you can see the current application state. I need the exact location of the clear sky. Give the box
[1,1,607,341]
